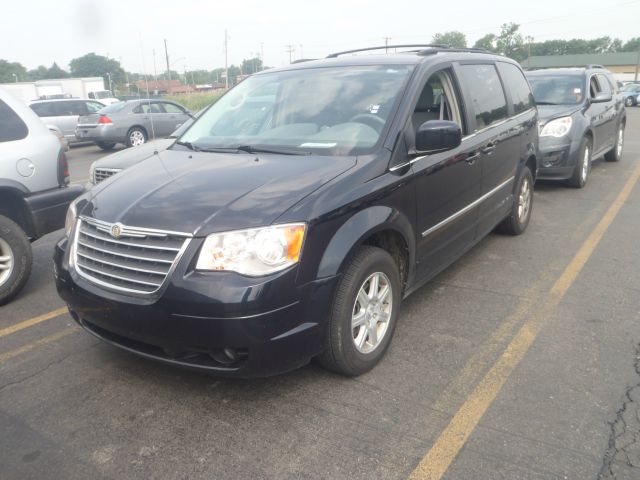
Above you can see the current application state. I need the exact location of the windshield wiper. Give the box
[535,101,561,106]
[175,140,200,151]
[235,145,310,156]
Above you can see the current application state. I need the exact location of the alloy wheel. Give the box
[616,128,624,158]
[129,130,145,147]
[351,272,393,354]
[581,146,590,183]
[0,237,14,287]
[517,176,531,222]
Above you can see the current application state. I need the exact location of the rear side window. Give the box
[53,101,87,116]
[30,102,55,117]
[497,63,535,114]
[596,74,612,96]
[0,99,28,142]
[458,64,508,130]
[162,103,185,114]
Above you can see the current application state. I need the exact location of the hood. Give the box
[93,139,175,170]
[537,104,582,123]
[81,148,356,235]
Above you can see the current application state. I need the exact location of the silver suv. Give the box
[29,98,106,144]
[0,87,84,303]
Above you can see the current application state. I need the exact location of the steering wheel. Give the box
[348,113,385,133]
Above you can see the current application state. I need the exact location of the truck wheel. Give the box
[96,142,116,151]
[605,124,624,162]
[316,246,401,376]
[126,127,147,148]
[0,215,32,305]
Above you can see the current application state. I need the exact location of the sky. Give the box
[1,0,639,74]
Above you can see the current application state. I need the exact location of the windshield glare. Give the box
[528,75,585,105]
[179,65,414,155]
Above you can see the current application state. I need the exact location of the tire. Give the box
[498,166,534,236]
[567,137,592,189]
[126,127,147,148]
[0,215,32,305]
[605,124,624,162]
[625,97,634,107]
[316,246,401,376]
[96,142,116,151]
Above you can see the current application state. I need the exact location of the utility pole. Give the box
[635,47,640,82]
[299,44,304,59]
[260,42,264,71]
[164,38,171,93]
[152,49,158,81]
[285,44,295,63]
[224,29,229,90]
[383,36,392,53]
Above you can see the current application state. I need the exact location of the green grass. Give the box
[164,91,223,111]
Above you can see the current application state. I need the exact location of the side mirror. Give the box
[591,92,612,103]
[415,120,461,153]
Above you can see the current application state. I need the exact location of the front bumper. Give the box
[536,136,581,180]
[24,185,85,238]
[54,238,337,377]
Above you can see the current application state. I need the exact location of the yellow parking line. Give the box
[0,307,68,338]
[409,162,640,480]
[0,326,79,365]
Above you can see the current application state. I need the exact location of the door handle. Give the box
[465,152,480,165]
[481,142,496,154]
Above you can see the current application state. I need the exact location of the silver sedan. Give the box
[76,99,192,150]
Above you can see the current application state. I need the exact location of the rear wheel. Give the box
[96,142,116,151]
[317,246,401,376]
[567,138,591,188]
[0,215,32,305]
[605,124,624,162]
[498,166,533,235]
[126,127,147,148]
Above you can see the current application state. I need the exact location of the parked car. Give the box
[29,98,106,144]
[55,45,538,377]
[76,99,192,150]
[0,87,83,304]
[620,83,640,106]
[87,90,120,105]
[88,113,200,184]
[526,66,625,188]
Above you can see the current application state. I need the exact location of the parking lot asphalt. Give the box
[2,111,640,480]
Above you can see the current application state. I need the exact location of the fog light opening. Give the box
[209,347,249,365]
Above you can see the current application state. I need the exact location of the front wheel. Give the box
[0,215,32,305]
[498,166,533,235]
[625,97,635,107]
[126,127,147,148]
[567,138,592,189]
[317,246,401,376]
[605,124,624,162]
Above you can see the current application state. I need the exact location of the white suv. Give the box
[0,87,84,304]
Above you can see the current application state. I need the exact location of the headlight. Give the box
[64,202,77,238]
[89,162,96,184]
[196,223,306,276]
[540,116,573,137]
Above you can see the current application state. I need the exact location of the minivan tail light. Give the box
[57,149,69,186]
[98,115,112,124]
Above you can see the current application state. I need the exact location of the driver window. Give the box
[412,70,463,134]
[589,76,601,98]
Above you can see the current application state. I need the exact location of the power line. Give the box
[285,44,296,63]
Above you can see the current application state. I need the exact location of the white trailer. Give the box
[0,77,119,104]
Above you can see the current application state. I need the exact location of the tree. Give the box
[0,60,28,83]
[241,57,263,74]
[69,53,125,86]
[473,34,497,52]
[432,31,467,48]
[496,23,526,61]
[622,37,640,52]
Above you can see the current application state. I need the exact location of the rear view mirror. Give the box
[415,120,461,153]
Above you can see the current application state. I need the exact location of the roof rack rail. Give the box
[327,44,457,58]
[586,64,605,69]
[417,47,490,55]
[291,58,318,64]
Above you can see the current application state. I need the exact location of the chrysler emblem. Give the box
[110,223,123,238]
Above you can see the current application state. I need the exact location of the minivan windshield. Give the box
[527,74,586,105]
[179,65,414,156]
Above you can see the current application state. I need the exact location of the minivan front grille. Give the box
[73,217,191,294]
[93,167,122,184]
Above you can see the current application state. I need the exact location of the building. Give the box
[524,52,640,81]
[134,79,194,95]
